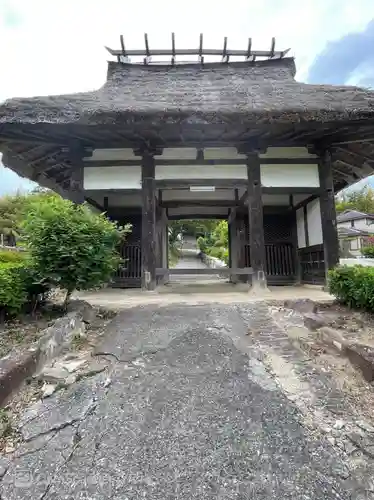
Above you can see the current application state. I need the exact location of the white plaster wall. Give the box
[155,165,247,180]
[261,164,319,188]
[338,219,372,231]
[84,166,141,190]
[87,146,316,162]
[162,189,234,202]
[156,164,319,187]
[307,198,323,246]
[85,149,137,161]
[337,221,352,229]
[296,207,306,248]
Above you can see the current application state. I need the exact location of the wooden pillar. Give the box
[318,148,339,281]
[68,145,85,205]
[292,211,302,284]
[160,208,169,284]
[247,153,267,290]
[70,162,84,205]
[141,151,156,290]
[229,216,239,284]
[103,196,109,213]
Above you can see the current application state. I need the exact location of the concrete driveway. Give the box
[1,301,373,499]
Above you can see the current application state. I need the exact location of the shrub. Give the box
[209,247,224,260]
[21,197,130,306]
[221,249,229,264]
[213,239,225,247]
[0,262,28,316]
[329,265,374,310]
[197,236,208,253]
[361,246,374,258]
[0,257,50,318]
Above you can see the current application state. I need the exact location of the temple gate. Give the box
[1,34,374,291]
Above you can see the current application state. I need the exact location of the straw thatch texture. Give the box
[1,58,374,126]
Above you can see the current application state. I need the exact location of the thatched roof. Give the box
[2,56,374,196]
[1,58,374,127]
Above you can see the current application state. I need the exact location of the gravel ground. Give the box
[0,301,373,498]
[0,307,65,359]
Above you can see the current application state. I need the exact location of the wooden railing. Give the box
[243,242,295,278]
[114,244,141,285]
[298,244,325,285]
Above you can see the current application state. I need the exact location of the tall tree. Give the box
[335,186,374,214]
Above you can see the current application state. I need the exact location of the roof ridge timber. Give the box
[105,33,291,65]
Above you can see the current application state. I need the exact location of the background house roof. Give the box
[337,210,374,223]
[338,226,372,237]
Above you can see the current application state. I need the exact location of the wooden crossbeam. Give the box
[106,33,290,63]
[161,200,241,208]
[83,158,317,167]
[156,267,253,276]
[334,146,374,166]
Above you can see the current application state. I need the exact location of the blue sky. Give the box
[1,0,374,195]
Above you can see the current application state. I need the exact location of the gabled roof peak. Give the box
[106,33,291,66]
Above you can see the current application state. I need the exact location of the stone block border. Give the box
[0,300,94,406]
[284,298,374,383]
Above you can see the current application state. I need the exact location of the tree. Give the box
[335,186,374,214]
[169,219,221,239]
[0,190,57,245]
[211,220,228,247]
[21,196,130,307]
[195,219,229,263]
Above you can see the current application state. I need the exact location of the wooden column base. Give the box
[249,270,270,295]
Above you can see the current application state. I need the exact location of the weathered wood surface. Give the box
[141,152,156,290]
[318,149,339,277]
[247,154,267,287]
[156,267,253,276]
[229,218,240,283]
[70,165,84,204]
[303,204,310,247]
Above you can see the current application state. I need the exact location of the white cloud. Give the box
[1,0,374,102]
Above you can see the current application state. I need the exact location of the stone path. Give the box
[1,301,374,498]
[169,253,223,283]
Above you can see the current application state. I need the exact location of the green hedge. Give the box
[0,259,49,317]
[362,246,374,258]
[0,262,28,315]
[207,247,228,264]
[329,265,374,310]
